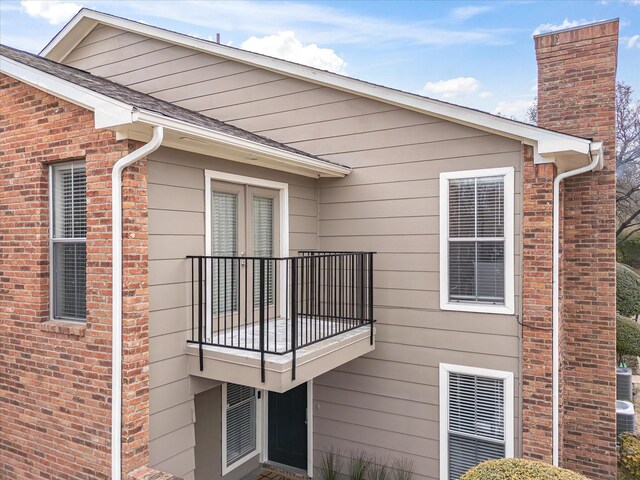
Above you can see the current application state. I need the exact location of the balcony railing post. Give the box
[198,257,204,371]
[291,257,298,381]
[259,258,266,383]
[368,252,374,346]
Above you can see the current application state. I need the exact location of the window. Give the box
[439,364,514,480]
[222,383,259,474]
[439,167,514,314]
[50,161,87,321]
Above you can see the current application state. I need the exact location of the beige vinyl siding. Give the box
[64,25,523,480]
[147,146,319,479]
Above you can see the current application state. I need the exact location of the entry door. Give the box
[268,383,308,471]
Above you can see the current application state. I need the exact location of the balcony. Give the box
[186,252,376,392]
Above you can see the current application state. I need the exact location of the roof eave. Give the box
[1,54,347,178]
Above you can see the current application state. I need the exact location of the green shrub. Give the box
[617,314,640,363]
[460,458,589,480]
[617,263,640,318]
[618,238,640,270]
[619,433,640,479]
[349,451,371,480]
[366,457,389,480]
[320,448,343,480]
[391,458,414,480]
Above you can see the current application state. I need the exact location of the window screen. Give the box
[51,162,86,320]
[448,372,506,479]
[448,176,505,304]
[226,383,257,466]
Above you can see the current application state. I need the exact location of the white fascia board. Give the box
[42,9,594,165]
[136,111,350,177]
[0,55,133,128]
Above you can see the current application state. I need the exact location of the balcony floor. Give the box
[201,315,367,360]
[187,316,375,392]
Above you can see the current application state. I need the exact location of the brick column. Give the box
[521,145,556,462]
[535,20,618,479]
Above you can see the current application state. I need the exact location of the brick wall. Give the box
[534,20,619,479]
[0,75,151,478]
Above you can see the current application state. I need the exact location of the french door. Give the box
[208,180,280,336]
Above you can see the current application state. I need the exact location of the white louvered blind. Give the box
[448,176,505,304]
[226,383,257,466]
[448,372,506,479]
[212,191,238,313]
[51,162,86,320]
[252,196,274,305]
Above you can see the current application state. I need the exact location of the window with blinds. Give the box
[440,167,514,314]
[448,176,504,304]
[225,383,257,467]
[440,364,513,480]
[51,162,86,320]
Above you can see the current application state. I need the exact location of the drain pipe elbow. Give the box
[551,142,602,466]
[111,126,164,480]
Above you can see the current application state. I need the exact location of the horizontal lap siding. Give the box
[146,146,318,479]
[64,26,523,480]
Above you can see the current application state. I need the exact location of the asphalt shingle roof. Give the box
[0,44,342,165]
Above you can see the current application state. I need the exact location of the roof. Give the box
[1,44,329,161]
[39,8,601,172]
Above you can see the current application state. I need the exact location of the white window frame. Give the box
[221,382,263,475]
[49,160,87,322]
[439,167,515,315]
[439,363,514,480]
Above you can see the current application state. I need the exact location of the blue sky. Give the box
[1,0,638,119]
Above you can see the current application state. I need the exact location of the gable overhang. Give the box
[42,9,599,173]
[0,54,348,178]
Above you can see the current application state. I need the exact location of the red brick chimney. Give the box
[532,19,618,480]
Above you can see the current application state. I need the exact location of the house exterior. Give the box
[0,10,618,480]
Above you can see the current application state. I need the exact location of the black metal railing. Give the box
[187,251,375,382]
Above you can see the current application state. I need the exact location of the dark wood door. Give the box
[268,383,307,470]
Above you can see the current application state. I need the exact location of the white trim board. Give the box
[439,363,515,480]
[439,167,515,315]
[42,9,597,167]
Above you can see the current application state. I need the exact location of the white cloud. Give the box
[123,1,510,47]
[451,6,494,21]
[241,31,346,73]
[422,76,491,99]
[623,35,640,48]
[493,99,535,119]
[533,18,590,36]
[21,0,81,25]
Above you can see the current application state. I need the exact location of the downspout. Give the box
[111,126,164,480]
[551,141,603,466]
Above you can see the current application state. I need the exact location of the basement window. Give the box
[50,161,87,321]
[439,363,514,479]
[222,383,259,474]
[439,167,515,314]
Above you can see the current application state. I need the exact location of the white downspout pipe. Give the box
[551,141,603,466]
[111,126,164,480]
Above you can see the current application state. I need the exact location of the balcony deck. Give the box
[187,317,374,392]
[186,252,375,392]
